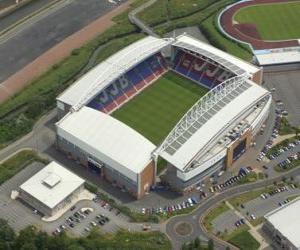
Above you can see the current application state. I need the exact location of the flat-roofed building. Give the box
[19,161,85,216]
[264,197,300,250]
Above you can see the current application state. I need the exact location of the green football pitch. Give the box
[112,71,208,145]
[234,1,300,41]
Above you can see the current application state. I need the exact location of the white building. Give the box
[56,107,156,199]
[19,161,85,216]
[264,197,300,250]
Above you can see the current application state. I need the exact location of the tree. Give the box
[208,239,214,250]
[226,247,230,250]
[14,226,37,250]
[194,237,201,248]
[0,219,15,250]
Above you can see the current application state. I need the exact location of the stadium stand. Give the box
[56,35,267,198]
[87,53,167,114]
[172,48,235,89]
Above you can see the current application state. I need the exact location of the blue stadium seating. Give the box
[87,53,167,113]
[172,49,234,89]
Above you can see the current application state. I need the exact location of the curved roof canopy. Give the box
[173,34,260,76]
[56,107,156,181]
[157,76,270,171]
[57,36,172,110]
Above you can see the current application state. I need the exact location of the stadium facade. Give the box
[56,34,271,198]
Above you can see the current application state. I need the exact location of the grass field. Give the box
[112,71,208,145]
[234,1,300,40]
[228,230,260,250]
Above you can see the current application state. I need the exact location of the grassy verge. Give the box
[287,194,300,201]
[249,217,265,227]
[96,229,172,250]
[138,0,224,27]
[237,172,260,185]
[279,117,298,135]
[0,150,49,185]
[200,13,252,61]
[228,230,260,250]
[94,33,145,65]
[228,186,274,211]
[266,135,299,158]
[140,0,252,61]
[159,206,196,220]
[275,158,300,172]
[221,224,250,240]
[203,201,230,232]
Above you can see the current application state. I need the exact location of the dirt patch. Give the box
[234,23,261,40]
[0,1,132,104]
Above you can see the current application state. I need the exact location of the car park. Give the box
[90,221,97,227]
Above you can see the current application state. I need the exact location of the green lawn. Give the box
[0,150,48,185]
[234,1,300,40]
[228,230,260,250]
[112,71,208,145]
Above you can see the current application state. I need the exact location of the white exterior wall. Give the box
[176,148,226,181]
[251,96,272,134]
[56,127,138,182]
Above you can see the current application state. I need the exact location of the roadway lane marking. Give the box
[0,0,76,45]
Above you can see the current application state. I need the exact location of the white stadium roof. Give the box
[265,197,300,249]
[56,107,156,180]
[255,46,300,66]
[57,36,172,110]
[173,34,260,76]
[157,76,269,171]
[20,161,84,209]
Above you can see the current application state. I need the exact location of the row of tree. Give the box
[0,219,170,250]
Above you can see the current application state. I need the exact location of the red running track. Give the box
[220,0,299,50]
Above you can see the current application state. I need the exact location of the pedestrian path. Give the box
[225,201,269,250]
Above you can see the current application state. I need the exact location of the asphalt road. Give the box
[165,163,300,250]
[0,0,126,83]
[0,0,58,30]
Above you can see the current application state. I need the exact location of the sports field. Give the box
[234,1,300,40]
[112,71,208,145]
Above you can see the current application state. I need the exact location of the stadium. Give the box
[55,34,271,199]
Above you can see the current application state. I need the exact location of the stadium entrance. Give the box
[87,158,103,175]
[226,129,252,168]
[233,139,246,162]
